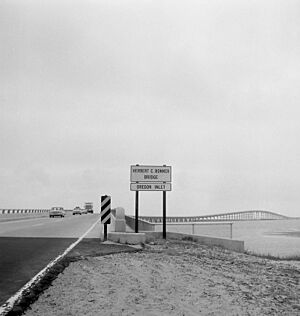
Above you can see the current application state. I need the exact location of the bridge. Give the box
[139,210,289,223]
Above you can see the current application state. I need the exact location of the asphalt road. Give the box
[0,213,102,305]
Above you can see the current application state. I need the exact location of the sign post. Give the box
[130,164,172,239]
[101,195,111,241]
[163,190,166,239]
[135,191,139,233]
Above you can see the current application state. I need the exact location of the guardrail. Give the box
[0,209,49,214]
[154,222,233,239]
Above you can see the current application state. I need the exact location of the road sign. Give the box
[130,165,171,182]
[101,195,111,224]
[130,183,171,191]
[131,164,172,239]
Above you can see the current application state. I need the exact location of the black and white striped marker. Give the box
[101,195,111,241]
[101,195,111,224]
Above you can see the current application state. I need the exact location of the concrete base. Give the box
[108,232,146,245]
[115,219,126,232]
[115,207,125,219]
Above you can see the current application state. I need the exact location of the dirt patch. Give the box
[21,239,300,316]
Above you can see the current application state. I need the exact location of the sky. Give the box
[1,0,300,217]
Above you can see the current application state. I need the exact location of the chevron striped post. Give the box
[101,195,111,241]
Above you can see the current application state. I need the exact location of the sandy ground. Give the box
[23,240,300,316]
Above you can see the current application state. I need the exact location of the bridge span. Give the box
[139,210,289,223]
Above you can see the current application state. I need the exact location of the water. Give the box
[155,219,300,257]
[232,219,300,257]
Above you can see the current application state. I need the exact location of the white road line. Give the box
[0,217,102,316]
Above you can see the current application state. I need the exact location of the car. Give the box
[49,207,65,218]
[73,206,82,215]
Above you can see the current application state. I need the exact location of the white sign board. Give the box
[130,165,172,182]
[130,183,172,191]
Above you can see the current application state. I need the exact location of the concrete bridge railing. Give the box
[0,209,49,214]
[125,215,155,232]
[111,209,155,232]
